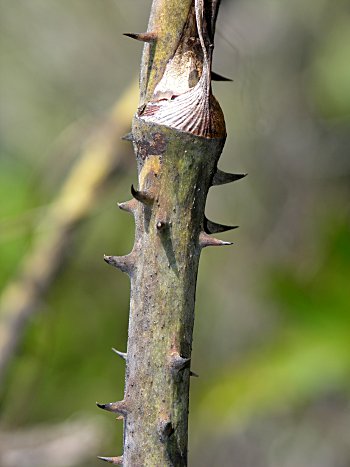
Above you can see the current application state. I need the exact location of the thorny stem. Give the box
[98,1,245,465]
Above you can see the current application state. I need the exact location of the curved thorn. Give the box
[204,217,239,234]
[97,456,123,465]
[112,348,127,360]
[103,254,135,275]
[131,185,154,205]
[212,169,247,186]
[96,400,128,416]
[124,32,157,43]
[117,199,137,214]
[199,232,233,248]
[211,71,232,82]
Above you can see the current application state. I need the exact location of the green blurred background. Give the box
[1,0,349,466]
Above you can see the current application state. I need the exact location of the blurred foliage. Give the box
[308,15,350,120]
[196,220,350,430]
[1,0,350,466]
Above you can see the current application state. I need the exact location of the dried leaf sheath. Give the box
[98,1,243,466]
[140,0,225,138]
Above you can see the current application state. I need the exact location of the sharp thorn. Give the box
[121,132,134,142]
[204,217,239,234]
[131,184,154,205]
[103,254,135,275]
[156,220,167,232]
[199,232,233,248]
[117,198,137,214]
[171,354,191,371]
[158,420,174,442]
[97,456,123,465]
[112,348,127,360]
[124,32,157,43]
[96,401,128,416]
[211,71,233,82]
[190,371,199,377]
[212,169,247,186]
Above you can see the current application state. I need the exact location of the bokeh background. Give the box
[1,0,349,466]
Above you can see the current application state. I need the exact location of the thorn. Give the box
[96,400,128,416]
[97,456,123,465]
[121,132,134,142]
[131,184,154,205]
[211,71,232,82]
[199,232,233,248]
[204,217,239,234]
[117,198,137,214]
[103,254,135,275]
[156,220,167,232]
[190,371,199,377]
[124,32,157,43]
[171,354,191,371]
[112,348,127,360]
[158,420,174,442]
[212,169,247,186]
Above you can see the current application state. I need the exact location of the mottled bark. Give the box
[98,1,244,465]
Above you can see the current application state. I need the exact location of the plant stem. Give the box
[98,1,244,465]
